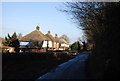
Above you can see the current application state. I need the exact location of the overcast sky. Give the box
[1,2,83,44]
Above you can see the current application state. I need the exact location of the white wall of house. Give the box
[61,43,69,48]
[42,41,47,47]
[53,42,60,50]
[66,44,69,47]
[42,40,52,48]
[48,41,52,47]
[61,43,66,47]
[20,42,30,46]
[57,43,59,48]
[53,42,56,48]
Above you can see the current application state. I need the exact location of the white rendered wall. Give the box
[42,41,52,47]
[48,41,52,47]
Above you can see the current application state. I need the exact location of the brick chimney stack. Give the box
[55,34,58,37]
[62,36,65,39]
[36,26,40,30]
[48,31,51,34]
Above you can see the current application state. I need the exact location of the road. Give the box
[36,53,89,80]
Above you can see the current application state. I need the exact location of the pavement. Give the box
[35,53,89,80]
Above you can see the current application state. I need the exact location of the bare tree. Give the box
[60,34,70,43]
[63,2,108,44]
[18,33,22,39]
[78,35,87,51]
[62,2,120,79]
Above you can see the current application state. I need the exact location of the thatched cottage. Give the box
[59,36,69,50]
[45,31,57,50]
[45,31,69,51]
[19,26,69,52]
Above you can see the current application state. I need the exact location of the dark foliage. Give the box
[63,2,120,80]
[3,32,20,53]
[70,41,78,51]
[77,41,81,53]
[2,52,74,80]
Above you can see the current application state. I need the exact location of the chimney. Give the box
[36,26,40,30]
[48,31,51,34]
[55,34,58,37]
[62,36,65,39]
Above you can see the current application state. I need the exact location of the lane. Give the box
[36,53,89,80]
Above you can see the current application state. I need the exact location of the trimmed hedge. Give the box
[2,52,74,80]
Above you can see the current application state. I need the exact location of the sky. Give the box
[1,2,83,44]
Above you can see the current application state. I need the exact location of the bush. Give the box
[2,52,74,80]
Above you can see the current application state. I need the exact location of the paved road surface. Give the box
[36,53,89,80]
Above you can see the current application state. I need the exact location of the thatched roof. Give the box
[45,31,56,42]
[54,34,62,43]
[60,36,69,44]
[60,38,68,44]
[19,26,50,41]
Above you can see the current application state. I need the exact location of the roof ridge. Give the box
[19,30,36,41]
[19,29,50,41]
[60,38,68,44]
[36,30,50,41]
[54,36,62,43]
[45,33,56,42]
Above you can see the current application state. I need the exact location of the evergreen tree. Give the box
[4,34,11,46]
[3,32,20,53]
[70,42,78,51]
[18,33,22,39]
[11,32,17,41]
